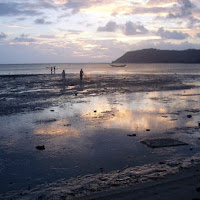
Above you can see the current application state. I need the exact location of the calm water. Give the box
[0,63,200,75]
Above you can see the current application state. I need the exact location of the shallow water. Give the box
[1,63,200,75]
[0,66,200,197]
[0,86,200,195]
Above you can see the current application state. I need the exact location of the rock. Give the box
[94,110,97,113]
[141,138,188,148]
[187,115,192,118]
[127,134,136,137]
[98,177,107,181]
[35,119,57,124]
[190,147,193,151]
[196,187,200,192]
[110,182,120,187]
[60,195,67,200]
[99,167,104,173]
[168,162,180,167]
[37,195,46,200]
[36,145,45,150]
[118,164,130,173]
[159,161,166,165]
[146,129,151,131]
[198,122,200,127]
[67,192,75,196]
[64,124,71,127]
[50,110,54,112]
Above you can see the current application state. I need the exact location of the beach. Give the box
[1,70,200,199]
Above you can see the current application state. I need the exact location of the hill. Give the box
[113,49,200,63]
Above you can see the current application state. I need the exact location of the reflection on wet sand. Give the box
[1,86,200,199]
[105,108,175,132]
[81,93,175,132]
[33,88,200,138]
[34,120,80,138]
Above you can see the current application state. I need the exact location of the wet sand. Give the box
[0,73,200,199]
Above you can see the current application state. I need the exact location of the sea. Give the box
[0,63,200,75]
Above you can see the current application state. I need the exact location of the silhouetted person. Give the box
[54,66,56,74]
[80,69,84,81]
[51,67,53,74]
[61,70,66,82]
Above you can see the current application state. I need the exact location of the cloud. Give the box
[146,0,177,6]
[196,33,200,38]
[124,21,148,35]
[97,21,149,35]
[0,32,7,39]
[7,24,32,28]
[17,17,26,21]
[0,2,42,16]
[97,21,119,32]
[157,27,189,40]
[39,35,56,38]
[34,18,52,24]
[131,6,175,16]
[131,40,200,51]
[14,34,36,42]
[59,0,121,15]
[166,0,200,26]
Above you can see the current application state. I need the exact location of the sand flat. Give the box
[1,73,200,199]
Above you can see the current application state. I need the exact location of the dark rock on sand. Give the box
[64,124,71,127]
[99,167,104,173]
[141,138,188,148]
[35,119,57,124]
[127,134,136,137]
[36,145,45,150]
[187,114,192,118]
[146,129,151,131]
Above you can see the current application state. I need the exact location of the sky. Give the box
[0,0,200,63]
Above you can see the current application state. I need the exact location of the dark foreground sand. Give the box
[1,73,200,200]
[88,165,200,200]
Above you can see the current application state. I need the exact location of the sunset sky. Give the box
[0,0,200,63]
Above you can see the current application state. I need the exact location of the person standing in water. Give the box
[80,69,84,81]
[54,66,56,74]
[51,67,53,74]
[61,70,66,82]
